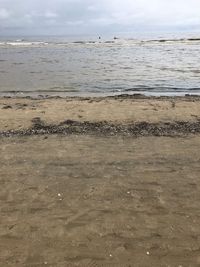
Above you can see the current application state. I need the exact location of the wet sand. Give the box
[1,95,200,266]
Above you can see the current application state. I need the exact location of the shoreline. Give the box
[1,92,200,100]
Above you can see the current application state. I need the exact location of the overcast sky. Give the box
[0,0,200,36]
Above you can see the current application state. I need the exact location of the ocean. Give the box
[0,33,200,97]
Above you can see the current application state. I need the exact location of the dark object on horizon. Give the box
[98,36,101,40]
[113,36,119,40]
[187,38,200,41]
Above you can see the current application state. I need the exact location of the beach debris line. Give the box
[1,118,200,137]
[2,105,12,109]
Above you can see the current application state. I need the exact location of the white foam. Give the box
[6,41,48,47]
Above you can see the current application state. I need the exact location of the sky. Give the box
[0,0,200,36]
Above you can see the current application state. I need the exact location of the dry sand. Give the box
[1,95,200,267]
[1,95,200,132]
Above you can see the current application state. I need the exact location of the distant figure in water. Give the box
[114,36,119,40]
[98,36,101,40]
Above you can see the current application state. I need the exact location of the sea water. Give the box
[0,33,200,96]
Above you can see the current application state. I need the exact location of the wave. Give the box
[144,38,200,44]
[122,86,200,92]
[0,88,80,93]
[0,37,200,48]
[0,41,49,47]
[2,87,200,98]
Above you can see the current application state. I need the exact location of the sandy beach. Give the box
[1,95,200,266]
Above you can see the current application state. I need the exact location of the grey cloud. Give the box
[0,0,200,35]
[0,8,10,19]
